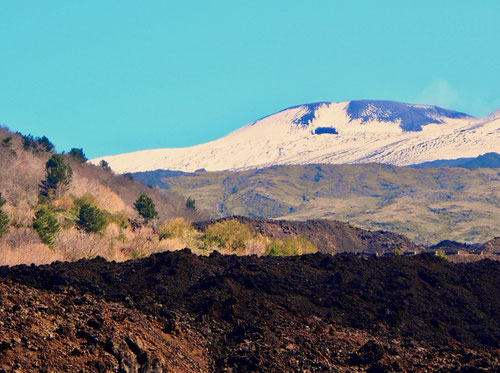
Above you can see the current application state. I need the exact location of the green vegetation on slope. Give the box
[151,164,500,245]
[0,127,318,264]
[159,217,318,256]
[0,126,204,265]
[0,192,9,238]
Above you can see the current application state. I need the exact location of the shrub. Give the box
[186,197,196,210]
[203,219,253,252]
[64,193,100,228]
[435,250,447,260]
[22,134,36,150]
[37,136,55,152]
[68,148,87,163]
[265,235,317,256]
[1,137,12,147]
[32,206,60,248]
[159,217,196,240]
[40,154,73,199]
[134,193,158,223]
[72,193,98,210]
[99,159,111,170]
[53,195,75,212]
[392,248,401,255]
[108,210,130,229]
[0,192,9,238]
[76,203,107,233]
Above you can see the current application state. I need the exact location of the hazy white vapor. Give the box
[417,79,459,109]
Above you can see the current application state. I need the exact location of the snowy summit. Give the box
[91,100,500,173]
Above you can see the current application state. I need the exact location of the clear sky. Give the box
[1,1,499,158]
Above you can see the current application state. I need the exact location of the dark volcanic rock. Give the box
[349,340,385,365]
[1,251,500,371]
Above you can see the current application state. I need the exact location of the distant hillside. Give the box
[409,152,500,169]
[138,163,500,245]
[0,127,204,265]
[3,127,433,265]
[130,169,192,189]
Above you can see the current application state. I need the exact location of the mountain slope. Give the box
[0,127,204,265]
[142,163,500,245]
[91,100,499,173]
[410,152,500,169]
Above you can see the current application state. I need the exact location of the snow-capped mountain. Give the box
[91,100,500,173]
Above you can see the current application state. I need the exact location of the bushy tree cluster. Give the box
[265,236,317,256]
[134,193,158,223]
[40,154,73,199]
[0,192,9,238]
[69,148,87,163]
[202,219,253,252]
[22,134,55,153]
[76,203,107,233]
[32,207,60,248]
[158,217,195,240]
[185,197,196,210]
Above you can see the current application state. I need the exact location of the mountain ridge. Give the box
[410,152,500,169]
[91,100,498,173]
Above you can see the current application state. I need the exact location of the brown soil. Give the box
[1,251,500,371]
[0,282,208,372]
[483,237,500,252]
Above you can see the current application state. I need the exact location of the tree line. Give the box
[0,136,160,247]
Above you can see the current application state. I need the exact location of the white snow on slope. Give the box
[91,101,500,173]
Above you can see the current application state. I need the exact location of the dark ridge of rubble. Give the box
[1,250,500,371]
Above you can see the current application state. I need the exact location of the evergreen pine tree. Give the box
[40,154,73,199]
[32,207,60,248]
[21,134,55,153]
[186,197,196,210]
[37,136,55,152]
[69,148,87,163]
[76,203,107,233]
[99,159,111,170]
[134,193,158,222]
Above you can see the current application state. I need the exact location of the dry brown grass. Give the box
[0,228,63,266]
[0,127,317,266]
[69,160,205,222]
[0,127,208,266]
[0,127,203,223]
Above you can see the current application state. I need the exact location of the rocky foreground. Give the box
[1,251,500,372]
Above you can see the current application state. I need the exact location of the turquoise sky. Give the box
[1,1,499,158]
